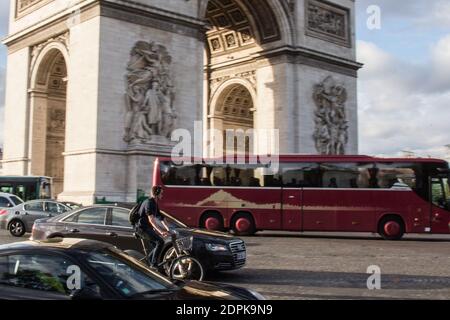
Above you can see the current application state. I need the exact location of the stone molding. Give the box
[5,0,207,52]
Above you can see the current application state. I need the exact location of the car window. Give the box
[10,196,24,206]
[111,208,131,227]
[0,254,100,296]
[84,250,174,298]
[67,208,107,225]
[58,204,70,213]
[46,202,61,214]
[0,197,10,208]
[24,202,44,212]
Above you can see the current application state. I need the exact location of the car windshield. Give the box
[10,196,23,206]
[82,247,178,298]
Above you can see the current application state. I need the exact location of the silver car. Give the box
[0,200,72,237]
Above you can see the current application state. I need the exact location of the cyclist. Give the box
[136,185,170,267]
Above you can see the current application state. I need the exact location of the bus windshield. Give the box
[40,179,52,199]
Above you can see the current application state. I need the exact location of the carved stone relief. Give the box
[306,0,350,47]
[17,0,43,12]
[312,76,348,155]
[124,41,177,145]
[16,0,52,17]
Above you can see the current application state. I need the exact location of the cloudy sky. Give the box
[0,0,449,158]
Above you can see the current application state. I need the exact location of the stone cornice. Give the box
[206,45,363,77]
[3,0,207,49]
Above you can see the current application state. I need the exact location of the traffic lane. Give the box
[208,232,450,300]
[0,230,26,245]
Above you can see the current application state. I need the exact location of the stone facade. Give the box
[2,0,362,204]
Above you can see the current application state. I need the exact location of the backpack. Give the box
[129,200,144,226]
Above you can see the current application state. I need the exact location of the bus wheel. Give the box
[200,212,224,231]
[231,213,256,236]
[379,217,404,240]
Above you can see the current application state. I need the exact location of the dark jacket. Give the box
[138,198,164,230]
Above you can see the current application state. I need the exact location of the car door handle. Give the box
[108,232,118,237]
[70,229,80,234]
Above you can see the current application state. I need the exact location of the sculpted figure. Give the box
[124,41,177,143]
[312,76,348,155]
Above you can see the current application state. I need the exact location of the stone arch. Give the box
[210,77,257,114]
[209,79,256,157]
[28,40,69,198]
[30,39,70,89]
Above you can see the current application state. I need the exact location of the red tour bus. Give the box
[153,155,450,240]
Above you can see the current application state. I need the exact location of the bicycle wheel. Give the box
[169,256,204,281]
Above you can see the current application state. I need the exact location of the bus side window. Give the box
[321,163,359,189]
[431,178,447,209]
[0,185,13,194]
[281,163,320,188]
[375,163,417,190]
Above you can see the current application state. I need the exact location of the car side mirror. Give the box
[70,287,103,300]
[6,203,12,208]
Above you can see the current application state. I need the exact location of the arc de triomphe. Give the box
[2,0,362,204]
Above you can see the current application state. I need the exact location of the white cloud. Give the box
[357,39,450,159]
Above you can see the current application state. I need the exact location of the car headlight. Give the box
[205,243,229,252]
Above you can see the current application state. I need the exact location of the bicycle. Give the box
[130,229,204,282]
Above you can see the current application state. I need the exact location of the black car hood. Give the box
[176,228,238,242]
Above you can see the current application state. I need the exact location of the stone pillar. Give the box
[28,90,48,176]
[1,46,31,175]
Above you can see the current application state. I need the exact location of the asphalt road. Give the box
[1,230,450,300]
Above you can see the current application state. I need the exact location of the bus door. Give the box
[429,176,450,234]
[281,188,302,231]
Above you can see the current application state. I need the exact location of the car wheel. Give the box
[9,220,26,237]
[379,216,405,240]
[231,213,256,236]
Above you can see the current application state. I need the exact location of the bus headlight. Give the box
[205,243,229,252]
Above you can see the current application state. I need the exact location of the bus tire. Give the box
[231,212,256,236]
[200,212,224,231]
[378,216,405,240]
